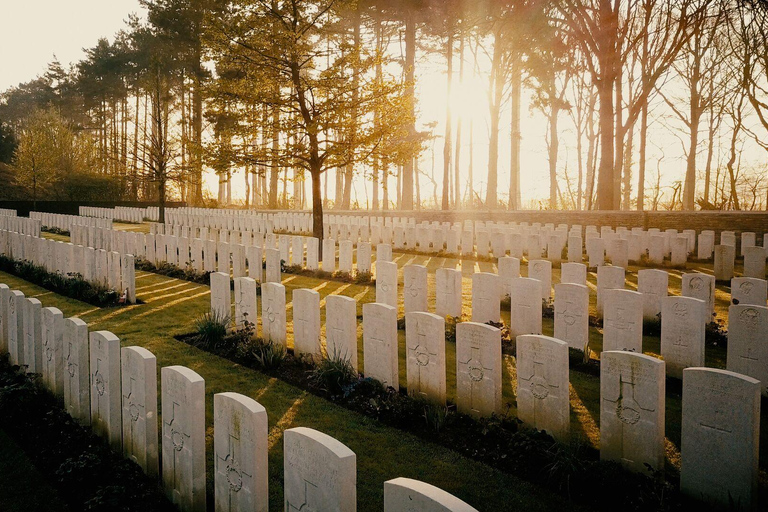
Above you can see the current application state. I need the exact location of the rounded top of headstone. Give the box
[162,365,205,384]
[284,427,355,460]
[384,477,478,512]
[215,391,266,415]
[122,345,156,361]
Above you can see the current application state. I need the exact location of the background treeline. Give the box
[2,0,768,225]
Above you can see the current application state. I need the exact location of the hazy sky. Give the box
[0,0,142,91]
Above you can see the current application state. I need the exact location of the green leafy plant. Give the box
[311,347,357,395]
[192,311,230,352]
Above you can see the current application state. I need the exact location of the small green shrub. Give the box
[311,348,358,395]
[243,339,287,371]
[192,311,230,352]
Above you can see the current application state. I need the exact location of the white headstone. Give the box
[405,311,446,404]
[680,368,760,511]
[293,288,321,360]
[325,295,358,371]
[322,238,336,273]
[234,277,258,331]
[363,302,399,389]
[743,246,766,279]
[471,272,501,324]
[375,261,398,308]
[64,317,90,425]
[90,330,122,450]
[261,282,286,346]
[41,306,64,396]
[661,296,706,378]
[528,260,552,302]
[727,304,768,397]
[600,351,665,473]
[23,297,43,372]
[283,427,356,512]
[162,366,206,512]
[265,248,281,283]
[596,265,625,318]
[554,283,589,352]
[7,290,24,366]
[516,334,569,441]
[214,392,268,512]
[210,272,232,325]
[403,264,428,313]
[456,322,501,417]
[602,289,643,353]
[509,278,543,339]
[637,269,668,322]
[121,346,159,478]
[498,256,521,298]
[714,244,735,281]
[731,277,767,306]
[384,478,478,512]
[560,262,587,286]
[435,267,462,318]
[681,272,715,321]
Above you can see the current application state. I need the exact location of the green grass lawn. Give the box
[7,225,764,510]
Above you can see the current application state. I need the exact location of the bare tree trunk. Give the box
[486,25,503,209]
[442,32,453,210]
[454,33,465,209]
[401,10,416,210]
[509,56,522,210]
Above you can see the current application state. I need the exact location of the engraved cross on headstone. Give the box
[459,345,493,412]
[216,430,254,508]
[164,400,191,493]
[287,479,319,512]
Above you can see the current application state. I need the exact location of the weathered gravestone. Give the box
[743,246,766,279]
[498,256,521,298]
[8,290,24,366]
[600,351,665,473]
[375,261,398,308]
[162,366,206,512]
[293,288,321,360]
[265,248,281,283]
[214,392,268,512]
[363,302,399,389]
[681,272,716,321]
[714,244,735,281]
[516,335,569,441]
[680,368,760,511]
[471,272,501,324]
[283,427,356,512]
[41,307,64,397]
[325,295,358,371]
[727,304,768,397]
[528,260,552,302]
[637,269,668,322]
[0,283,9,353]
[596,265,625,318]
[403,264,428,313]
[509,278,543,339]
[64,318,90,425]
[731,277,767,306]
[23,297,43,372]
[90,330,122,451]
[456,322,501,417]
[210,272,232,325]
[406,311,446,404]
[261,282,286,346]
[602,289,643,353]
[660,296,706,378]
[560,262,587,285]
[121,346,158,478]
[234,277,258,331]
[554,283,589,352]
[435,267,462,318]
[384,478,478,512]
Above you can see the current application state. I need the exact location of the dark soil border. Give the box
[0,356,173,512]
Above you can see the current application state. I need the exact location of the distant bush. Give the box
[0,255,120,307]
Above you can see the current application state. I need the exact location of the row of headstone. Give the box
[0,208,16,217]
[80,206,158,223]
[0,229,136,303]
[30,212,112,232]
[3,279,479,511]
[0,215,41,237]
[219,284,766,512]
